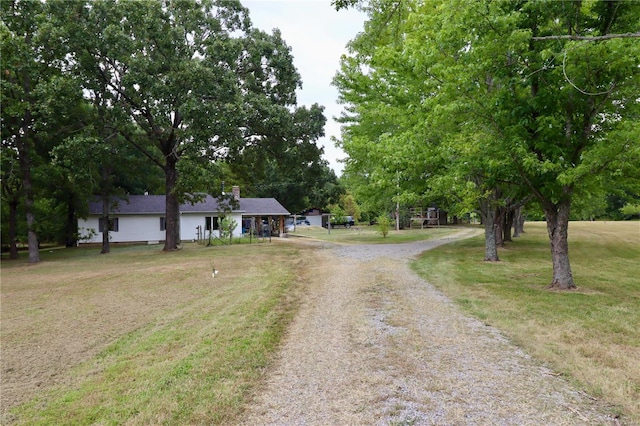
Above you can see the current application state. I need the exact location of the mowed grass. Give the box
[289,224,461,244]
[412,221,640,423]
[1,242,307,425]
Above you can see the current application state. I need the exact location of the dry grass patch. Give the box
[412,221,640,424]
[288,225,462,244]
[1,241,306,425]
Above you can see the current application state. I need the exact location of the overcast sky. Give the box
[243,0,367,176]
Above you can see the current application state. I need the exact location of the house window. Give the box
[99,218,119,232]
[205,216,219,231]
[160,217,166,231]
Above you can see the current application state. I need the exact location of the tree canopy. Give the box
[2,0,338,258]
[334,0,640,288]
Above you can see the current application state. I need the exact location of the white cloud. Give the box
[243,0,366,175]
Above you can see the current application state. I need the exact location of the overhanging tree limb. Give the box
[532,32,640,41]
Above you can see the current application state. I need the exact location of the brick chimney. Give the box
[232,185,240,201]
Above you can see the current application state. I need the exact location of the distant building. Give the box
[78,187,290,244]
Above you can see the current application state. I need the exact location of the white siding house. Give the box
[78,189,290,244]
[298,208,324,227]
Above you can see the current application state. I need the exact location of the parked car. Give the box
[286,219,311,232]
[324,216,355,228]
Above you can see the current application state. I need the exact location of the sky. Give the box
[242,0,367,176]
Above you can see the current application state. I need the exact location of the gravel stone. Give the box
[241,230,619,425]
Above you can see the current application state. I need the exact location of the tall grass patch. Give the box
[2,242,305,425]
[412,221,640,423]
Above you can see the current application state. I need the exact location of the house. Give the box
[78,186,290,244]
[296,208,324,227]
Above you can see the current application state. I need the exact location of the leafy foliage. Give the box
[1,0,334,254]
[376,214,391,238]
[219,216,238,243]
[334,0,640,288]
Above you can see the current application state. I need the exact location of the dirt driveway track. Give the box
[241,229,617,425]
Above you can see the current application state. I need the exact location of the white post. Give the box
[395,170,400,231]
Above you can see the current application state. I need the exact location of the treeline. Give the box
[1,0,343,261]
[333,0,640,288]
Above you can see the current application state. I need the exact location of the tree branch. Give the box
[532,32,640,41]
[118,130,164,170]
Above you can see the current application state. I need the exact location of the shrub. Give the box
[377,215,391,238]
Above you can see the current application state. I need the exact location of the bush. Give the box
[220,216,238,243]
[620,203,640,219]
[377,215,391,238]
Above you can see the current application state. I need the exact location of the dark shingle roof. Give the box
[238,198,291,216]
[87,195,289,216]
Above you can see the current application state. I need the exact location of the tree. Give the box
[336,0,640,289]
[219,216,237,244]
[60,0,323,251]
[334,19,438,226]
[227,103,338,214]
[340,192,361,222]
[620,203,640,218]
[1,1,85,262]
[328,204,347,226]
[52,130,153,253]
[62,0,240,251]
[1,1,46,263]
[0,147,22,258]
[333,0,518,259]
[60,1,224,250]
[472,0,640,288]
[376,214,391,238]
[51,48,162,254]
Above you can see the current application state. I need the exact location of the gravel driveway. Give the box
[241,229,617,425]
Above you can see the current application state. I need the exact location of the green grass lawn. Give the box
[288,224,463,244]
[3,221,638,424]
[411,221,640,423]
[2,242,307,425]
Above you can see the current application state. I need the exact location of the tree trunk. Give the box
[517,209,525,234]
[25,207,39,263]
[163,154,180,251]
[544,197,576,289]
[18,139,40,263]
[495,206,505,247]
[16,62,39,263]
[8,197,19,259]
[100,194,110,254]
[480,198,500,262]
[513,206,524,238]
[64,194,78,247]
[503,207,514,243]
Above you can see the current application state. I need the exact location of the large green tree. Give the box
[335,0,640,289]
[61,0,243,251]
[334,0,519,257]
[1,1,85,262]
[1,1,42,262]
[0,147,22,259]
[60,0,314,251]
[334,9,437,222]
[435,0,640,288]
[227,102,342,213]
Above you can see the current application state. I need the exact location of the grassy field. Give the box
[1,242,309,425]
[2,221,638,423]
[412,221,640,423]
[287,224,460,244]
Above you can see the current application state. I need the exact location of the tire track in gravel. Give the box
[241,229,618,425]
